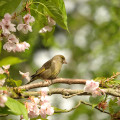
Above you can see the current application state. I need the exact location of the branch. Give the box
[54,101,81,113]
[54,100,110,115]
[19,78,88,90]
[12,88,120,99]
[14,88,88,98]
[81,101,110,115]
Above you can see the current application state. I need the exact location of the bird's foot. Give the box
[45,80,51,84]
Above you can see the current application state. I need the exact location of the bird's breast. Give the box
[50,60,62,78]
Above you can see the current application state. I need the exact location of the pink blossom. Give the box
[19,71,30,82]
[23,14,35,24]
[15,42,30,52]
[48,16,56,26]
[41,88,49,96]
[0,78,5,86]
[39,26,52,33]
[92,89,102,97]
[0,21,10,34]
[8,34,19,43]
[0,95,7,107]
[1,65,10,74]
[0,13,16,35]
[84,80,99,93]
[17,24,32,34]
[40,88,49,103]
[22,41,30,50]
[0,65,10,74]
[33,97,40,104]
[4,13,11,21]
[0,90,3,94]
[0,67,5,74]
[3,41,16,52]
[1,19,16,34]
[39,103,54,118]
[25,102,39,118]
[2,65,10,70]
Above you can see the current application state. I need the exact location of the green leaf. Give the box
[0,106,17,115]
[41,27,55,46]
[89,95,105,107]
[6,79,22,87]
[5,97,28,120]
[109,98,120,114]
[36,0,68,30]
[54,107,69,113]
[0,56,25,66]
[14,80,22,87]
[0,0,21,18]
[0,74,6,79]
[0,87,7,91]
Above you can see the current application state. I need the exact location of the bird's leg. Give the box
[45,79,51,84]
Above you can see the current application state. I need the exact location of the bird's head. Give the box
[52,55,67,64]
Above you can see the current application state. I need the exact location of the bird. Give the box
[27,55,67,84]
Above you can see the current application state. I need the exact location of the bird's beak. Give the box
[63,60,67,64]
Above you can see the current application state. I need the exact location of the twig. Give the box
[54,101,81,113]
[106,72,120,82]
[54,100,110,115]
[81,101,110,114]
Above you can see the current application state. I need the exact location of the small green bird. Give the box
[27,55,67,84]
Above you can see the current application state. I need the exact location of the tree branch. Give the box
[19,78,88,90]
[11,88,120,99]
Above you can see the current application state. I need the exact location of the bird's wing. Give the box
[35,59,52,75]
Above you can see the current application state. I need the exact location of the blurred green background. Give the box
[1,0,120,119]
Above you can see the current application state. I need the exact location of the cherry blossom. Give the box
[84,80,104,97]
[8,34,19,43]
[25,102,39,118]
[1,19,16,34]
[39,102,54,118]
[0,67,5,74]
[4,13,11,21]
[39,26,53,33]
[15,42,30,52]
[0,95,7,107]
[39,16,56,33]
[0,78,5,86]
[17,24,32,34]
[40,88,49,103]
[23,14,35,24]
[24,88,54,119]
[22,41,30,50]
[0,65,10,74]
[3,41,16,52]
[92,89,102,97]
[0,13,15,35]
[19,71,30,82]
[84,80,99,93]
[41,87,49,95]
[48,16,56,26]
[2,65,10,70]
